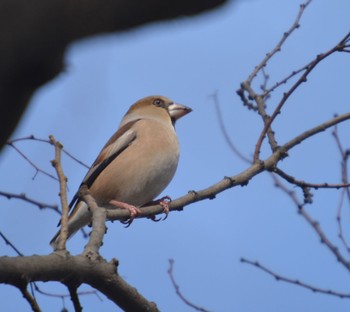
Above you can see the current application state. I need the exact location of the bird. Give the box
[50,95,192,249]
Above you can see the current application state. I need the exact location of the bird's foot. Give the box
[147,196,172,222]
[109,199,142,227]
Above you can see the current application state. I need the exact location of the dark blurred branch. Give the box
[67,285,82,312]
[0,0,228,151]
[211,92,252,164]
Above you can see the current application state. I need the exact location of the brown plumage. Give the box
[50,95,192,249]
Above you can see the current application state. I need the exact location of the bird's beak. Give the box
[168,103,192,121]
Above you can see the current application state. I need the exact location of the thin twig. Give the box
[19,286,42,312]
[247,0,313,83]
[260,67,271,100]
[272,174,350,270]
[273,168,350,189]
[252,31,350,161]
[241,258,350,298]
[34,283,102,300]
[168,259,212,312]
[0,231,24,256]
[283,112,350,152]
[264,62,309,95]
[332,124,350,201]
[332,124,350,253]
[211,92,251,163]
[8,135,89,169]
[0,191,60,214]
[7,142,58,181]
[336,190,350,253]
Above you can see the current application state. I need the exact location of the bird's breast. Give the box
[90,119,180,207]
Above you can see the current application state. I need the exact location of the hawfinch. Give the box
[50,95,192,249]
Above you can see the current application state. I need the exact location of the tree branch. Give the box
[19,285,42,312]
[247,0,313,84]
[168,259,211,312]
[241,258,350,299]
[67,285,82,312]
[0,191,59,214]
[79,185,107,259]
[273,167,350,189]
[50,135,69,251]
[272,174,350,271]
[0,254,159,312]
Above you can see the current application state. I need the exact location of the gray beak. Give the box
[168,103,192,121]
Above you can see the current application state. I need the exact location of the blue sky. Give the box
[1,0,350,311]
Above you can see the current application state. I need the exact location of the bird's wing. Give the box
[68,119,140,210]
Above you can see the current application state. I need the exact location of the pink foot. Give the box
[109,199,142,227]
[147,196,172,221]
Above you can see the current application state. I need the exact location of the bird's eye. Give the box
[153,99,163,107]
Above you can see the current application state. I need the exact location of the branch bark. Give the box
[0,253,159,312]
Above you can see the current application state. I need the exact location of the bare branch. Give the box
[168,259,211,312]
[67,285,82,312]
[210,92,251,163]
[332,124,350,201]
[264,62,309,95]
[0,191,59,213]
[19,285,42,312]
[105,161,265,222]
[241,258,350,298]
[79,185,107,259]
[272,175,350,271]
[252,31,350,161]
[34,283,101,300]
[0,231,24,256]
[283,112,350,152]
[104,112,350,223]
[7,142,58,181]
[0,254,160,312]
[332,125,350,253]
[247,0,313,83]
[273,168,350,189]
[49,135,69,251]
[336,190,350,253]
[8,135,89,169]
[241,81,279,156]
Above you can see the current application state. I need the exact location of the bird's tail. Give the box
[50,201,91,249]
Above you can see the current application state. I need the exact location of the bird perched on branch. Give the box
[50,95,192,249]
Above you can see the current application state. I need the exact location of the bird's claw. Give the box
[109,199,142,227]
[159,196,171,220]
[147,215,162,222]
[147,196,172,222]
